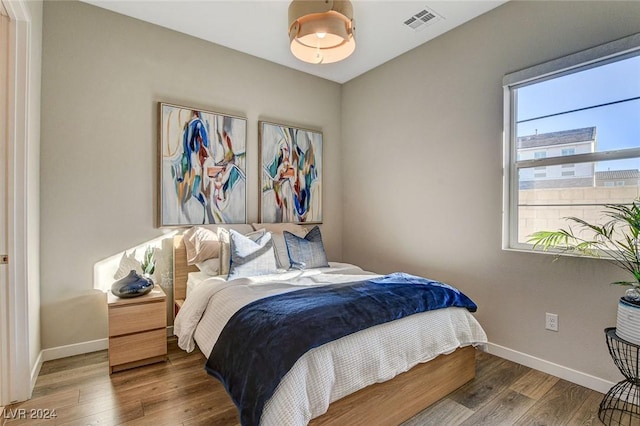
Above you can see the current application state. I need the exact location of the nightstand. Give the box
[108,286,167,374]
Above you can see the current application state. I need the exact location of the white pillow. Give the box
[183,226,221,265]
[183,224,254,266]
[227,230,277,280]
[195,258,220,276]
[218,228,267,276]
[251,223,308,269]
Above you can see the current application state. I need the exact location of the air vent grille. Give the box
[403,6,442,31]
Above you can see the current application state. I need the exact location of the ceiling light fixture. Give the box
[288,0,356,65]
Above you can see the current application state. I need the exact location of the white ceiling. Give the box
[81,0,507,84]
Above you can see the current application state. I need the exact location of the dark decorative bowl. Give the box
[111,270,154,298]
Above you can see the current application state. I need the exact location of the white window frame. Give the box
[502,33,640,251]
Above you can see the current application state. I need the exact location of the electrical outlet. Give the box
[546,313,558,332]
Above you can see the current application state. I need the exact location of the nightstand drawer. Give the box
[108,300,166,336]
[109,328,167,366]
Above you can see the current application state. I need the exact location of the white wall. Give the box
[25,0,42,380]
[341,1,640,384]
[40,1,342,349]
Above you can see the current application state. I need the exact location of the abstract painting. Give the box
[259,121,322,224]
[159,103,247,226]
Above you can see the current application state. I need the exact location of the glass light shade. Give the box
[288,1,355,64]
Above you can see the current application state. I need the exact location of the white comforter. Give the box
[174,262,488,425]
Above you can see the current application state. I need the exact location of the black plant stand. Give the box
[599,327,640,425]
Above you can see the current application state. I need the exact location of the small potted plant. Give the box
[528,201,640,344]
[141,245,156,277]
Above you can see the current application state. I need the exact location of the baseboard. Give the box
[485,342,615,394]
[29,351,43,397]
[41,338,108,362]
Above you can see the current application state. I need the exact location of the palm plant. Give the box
[528,202,640,291]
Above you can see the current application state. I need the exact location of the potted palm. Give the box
[528,201,640,344]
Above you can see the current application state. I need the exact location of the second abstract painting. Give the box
[259,121,323,224]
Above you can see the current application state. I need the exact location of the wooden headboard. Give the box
[172,235,198,314]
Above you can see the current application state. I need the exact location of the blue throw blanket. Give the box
[205,272,478,426]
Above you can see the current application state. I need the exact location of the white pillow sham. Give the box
[218,228,267,276]
[183,226,221,265]
[195,258,220,276]
[227,229,278,280]
[182,224,254,268]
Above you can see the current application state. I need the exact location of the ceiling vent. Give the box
[403,6,443,31]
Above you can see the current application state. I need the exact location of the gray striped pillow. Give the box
[283,226,329,270]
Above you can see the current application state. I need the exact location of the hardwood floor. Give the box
[2,338,605,425]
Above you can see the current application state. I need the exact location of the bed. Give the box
[172,226,487,426]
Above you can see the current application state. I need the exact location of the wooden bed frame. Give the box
[172,235,477,425]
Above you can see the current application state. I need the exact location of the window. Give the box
[503,33,640,251]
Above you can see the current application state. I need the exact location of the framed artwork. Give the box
[159,103,247,226]
[259,121,323,224]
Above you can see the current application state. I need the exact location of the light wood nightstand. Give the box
[108,286,167,374]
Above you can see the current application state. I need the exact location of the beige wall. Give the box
[40,0,640,387]
[40,1,342,349]
[342,1,640,383]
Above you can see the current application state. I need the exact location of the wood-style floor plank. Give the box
[400,398,474,426]
[510,368,560,400]
[2,338,606,425]
[38,351,108,376]
[449,352,531,411]
[181,405,241,426]
[513,379,599,425]
[57,400,144,426]
[458,389,536,426]
[565,391,605,426]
